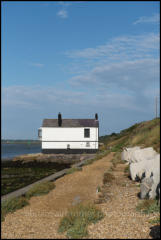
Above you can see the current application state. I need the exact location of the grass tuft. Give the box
[58,203,104,238]
[136,199,160,214]
[25,181,55,199]
[1,196,29,222]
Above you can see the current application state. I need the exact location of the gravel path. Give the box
[1,153,160,239]
[88,164,160,239]
[1,153,113,239]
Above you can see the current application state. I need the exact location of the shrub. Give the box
[1,196,29,222]
[136,199,160,214]
[58,203,104,238]
[25,181,55,199]
[103,171,115,184]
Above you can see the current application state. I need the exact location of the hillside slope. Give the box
[99,118,160,153]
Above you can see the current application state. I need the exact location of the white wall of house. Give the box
[41,127,98,149]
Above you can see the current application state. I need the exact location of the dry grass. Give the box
[103,171,115,184]
[111,152,125,168]
[100,118,160,153]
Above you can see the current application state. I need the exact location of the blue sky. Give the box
[2,1,160,139]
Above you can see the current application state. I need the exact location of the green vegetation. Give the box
[58,203,104,238]
[1,161,70,195]
[1,180,56,222]
[149,216,160,224]
[99,118,160,153]
[84,149,110,166]
[25,181,55,199]
[1,196,29,222]
[136,199,160,214]
[66,167,82,175]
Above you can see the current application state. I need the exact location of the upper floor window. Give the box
[84,128,90,138]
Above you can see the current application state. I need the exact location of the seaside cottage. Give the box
[38,113,99,154]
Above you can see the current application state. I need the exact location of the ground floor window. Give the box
[86,142,90,147]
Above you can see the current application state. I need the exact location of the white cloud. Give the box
[69,58,159,93]
[56,1,72,18]
[65,32,159,94]
[63,31,159,117]
[29,63,44,67]
[2,86,86,109]
[57,9,68,18]
[133,13,160,25]
[65,33,159,60]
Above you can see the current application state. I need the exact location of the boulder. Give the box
[121,146,140,163]
[140,177,154,199]
[122,146,160,199]
[121,147,157,164]
[129,154,160,181]
[148,169,160,199]
[128,147,157,163]
[140,174,160,200]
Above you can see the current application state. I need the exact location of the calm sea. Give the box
[2,143,41,161]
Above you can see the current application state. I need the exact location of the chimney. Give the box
[58,112,62,126]
[95,113,98,120]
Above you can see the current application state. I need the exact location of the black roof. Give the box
[42,119,99,128]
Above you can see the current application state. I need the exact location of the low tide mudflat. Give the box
[1,160,70,196]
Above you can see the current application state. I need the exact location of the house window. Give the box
[84,128,90,138]
[86,142,90,147]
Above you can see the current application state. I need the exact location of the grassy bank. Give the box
[1,160,70,196]
[99,118,160,153]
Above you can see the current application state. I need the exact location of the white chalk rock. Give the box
[148,166,160,199]
[129,147,157,163]
[121,146,140,163]
[129,154,160,181]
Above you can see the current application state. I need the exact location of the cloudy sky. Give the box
[2,1,160,139]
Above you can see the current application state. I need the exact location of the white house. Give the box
[38,113,99,154]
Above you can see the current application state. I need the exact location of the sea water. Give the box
[2,143,41,161]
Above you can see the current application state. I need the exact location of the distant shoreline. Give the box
[2,141,41,144]
[1,158,13,162]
